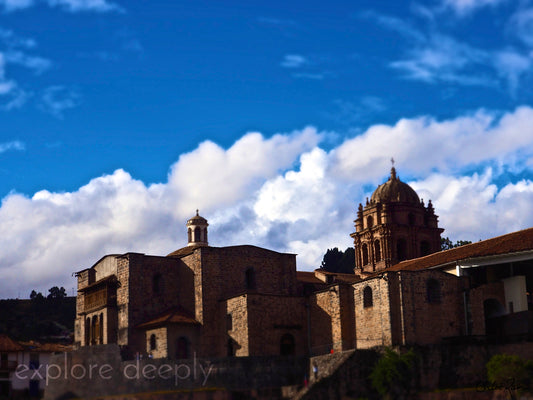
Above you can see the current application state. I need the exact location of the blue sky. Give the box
[2,0,533,297]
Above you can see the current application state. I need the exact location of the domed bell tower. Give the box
[351,167,443,275]
[187,210,209,247]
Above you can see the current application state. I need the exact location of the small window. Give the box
[280,334,295,356]
[187,228,192,242]
[363,286,373,308]
[245,267,256,290]
[367,215,374,229]
[420,241,431,256]
[362,244,369,265]
[374,240,381,262]
[149,334,157,351]
[408,213,415,226]
[194,227,201,242]
[426,279,441,304]
[397,239,407,262]
[153,274,162,295]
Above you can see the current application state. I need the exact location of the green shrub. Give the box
[370,348,417,400]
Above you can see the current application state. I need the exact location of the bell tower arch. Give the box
[186,210,209,247]
[351,167,443,275]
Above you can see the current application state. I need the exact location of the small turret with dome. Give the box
[187,210,208,247]
[351,162,443,275]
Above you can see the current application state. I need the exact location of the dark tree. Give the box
[441,237,472,250]
[320,247,355,274]
[47,286,67,299]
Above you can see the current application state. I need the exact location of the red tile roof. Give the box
[18,341,72,353]
[137,307,200,329]
[387,227,533,272]
[0,334,23,352]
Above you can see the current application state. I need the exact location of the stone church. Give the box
[74,167,533,358]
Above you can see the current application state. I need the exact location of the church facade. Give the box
[74,168,533,358]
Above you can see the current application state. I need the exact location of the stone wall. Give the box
[43,345,307,400]
[353,275,393,349]
[399,270,466,345]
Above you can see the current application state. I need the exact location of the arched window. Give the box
[363,286,373,308]
[85,317,90,346]
[194,227,201,242]
[367,215,374,229]
[176,337,189,359]
[397,238,407,262]
[245,267,256,290]
[420,241,431,256]
[149,334,157,351]
[187,228,192,243]
[203,228,208,243]
[374,240,381,262]
[280,334,295,356]
[426,279,441,304]
[92,315,99,346]
[99,313,104,344]
[362,244,369,265]
[153,273,162,295]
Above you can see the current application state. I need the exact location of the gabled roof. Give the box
[136,307,200,329]
[313,269,361,284]
[387,227,533,272]
[0,334,23,352]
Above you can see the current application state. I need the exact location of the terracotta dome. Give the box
[370,167,420,205]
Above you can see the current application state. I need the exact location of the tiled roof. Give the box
[19,341,72,353]
[296,271,324,284]
[313,269,361,284]
[137,307,200,329]
[387,227,533,272]
[166,246,201,257]
[0,334,23,352]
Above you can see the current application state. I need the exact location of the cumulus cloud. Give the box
[2,108,533,298]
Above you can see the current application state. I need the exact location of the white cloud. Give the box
[0,140,24,153]
[0,0,33,11]
[280,54,308,68]
[2,108,533,298]
[441,0,508,15]
[39,86,81,118]
[509,8,533,47]
[0,0,122,12]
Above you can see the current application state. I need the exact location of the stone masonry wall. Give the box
[399,270,466,345]
[246,293,307,356]
[353,276,393,349]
